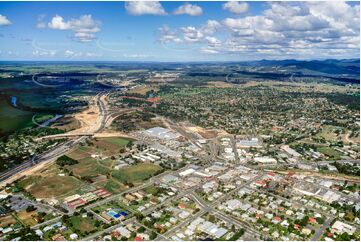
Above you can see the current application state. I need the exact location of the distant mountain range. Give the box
[244,59,360,76]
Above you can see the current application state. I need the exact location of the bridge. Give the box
[36,133,95,140]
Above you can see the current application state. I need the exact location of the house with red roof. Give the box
[308,217,317,224]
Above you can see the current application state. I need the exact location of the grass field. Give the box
[68,216,96,233]
[33,114,54,124]
[92,137,132,155]
[316,125,341,141]
[24,174,84,199]
[127,85,159,95]
[103,137,131,146]
[68,157,111,178]
[102,179,127,193]
[317,147,343,160]
[111,163,163,184]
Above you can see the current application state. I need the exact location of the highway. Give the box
[0,92,109,185]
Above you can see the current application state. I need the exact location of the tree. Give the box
[137,226,146,233]
[26,205,37,212]
[56,155,78,167]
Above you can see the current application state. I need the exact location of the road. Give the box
[230,135,240,164]
[311,217,334,241]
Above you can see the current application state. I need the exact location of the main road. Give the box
[0,92,109,185]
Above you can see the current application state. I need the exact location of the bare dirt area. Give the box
[17,210,38,226]
[181,122,228,139]
[276,170,360,183]
[51,115,81,132]
[206,81,235,88]
[68,96,102,134]
[0,215,17,227]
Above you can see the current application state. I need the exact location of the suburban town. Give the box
[0,1,360,241]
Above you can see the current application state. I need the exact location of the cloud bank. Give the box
[159,1,360,59]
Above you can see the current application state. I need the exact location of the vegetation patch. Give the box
[56,155,78,167]
[67,157,110,179]
[25,174,83,199]
[111,163,163,185]
[317,147,343,160]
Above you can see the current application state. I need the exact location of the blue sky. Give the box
[0,1,359,61]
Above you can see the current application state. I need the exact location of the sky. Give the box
[0,1,359,61]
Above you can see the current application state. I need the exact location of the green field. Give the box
[0,98,34,134]
[68,157,110,178]
[102,179,127,193]
[317,147,343,160]
[111,163,163,184]
[33,114,55,123]
[68,216,97,233]
[104,137,131,146]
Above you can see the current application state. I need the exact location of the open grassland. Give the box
[127,85,159,95]
[91,137,132,155]
[102,137,131,146]
[16,135,162,198]
[111,163,163,184]
[33,114,55,123]
[27,175,83,199]
[317,146,343,160]
[19,166,85,199]
[68,216,96,233]
[316,125,342,141]
[101,179,127,194]
[68,157,110,178]
[68,137,132,160]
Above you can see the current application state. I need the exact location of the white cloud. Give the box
[181,26,204,42]
[123,53,152,58]
[174,3,203,16]
[159,1,360,59]
[125,1,167,16]
[200,47,219,54]
[65,50,102,58]
[205,36,221,47]
[64,50,75,57]
[0,14,11,26]
[47,15,101,42]
[33,50,57,57]
[158,25,182,43]
[202,20,222,34]
[223,1,249,14]
[48,15,70,30]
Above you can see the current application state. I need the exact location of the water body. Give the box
[10,96,17,107]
